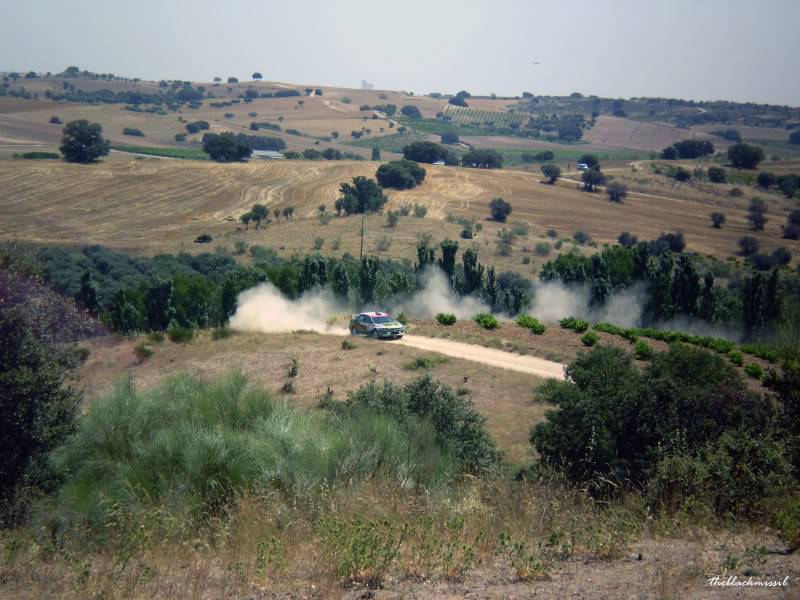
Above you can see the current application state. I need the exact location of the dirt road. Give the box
[397,335,565,379]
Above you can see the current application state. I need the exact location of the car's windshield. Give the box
[372,316,394,324]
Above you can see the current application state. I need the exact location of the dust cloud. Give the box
[229,283,348,335]
[390,268,489,319]
[528,281,740,341]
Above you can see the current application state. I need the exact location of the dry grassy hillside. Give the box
[1,156,797,268]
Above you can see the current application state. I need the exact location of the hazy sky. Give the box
[3,0,799,105]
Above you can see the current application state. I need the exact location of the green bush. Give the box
[122,127,145,137]
[531,344,782,509]
[0,308,81,525]
[50,373,466,526]
[405,356,449,370]
[133,342,154,360]
[728,350,743,366]
[212,327,233,340]
[634,340,653,360]
[167,325,194,343]
[581,331,599,346]
[473,313,499,330]
[516,315,545,334]
[740,343,778,362]
[396,312,408,325]
[148,331,165,343]
[770,497,800,545]
[18,151,60,160]
[341,338,356,350]
[648,429,792,517]
[744,363,764,380]
[327,374,502,473]
[559,316,589,333]
[593,322,625,336]
[436,313,457,326]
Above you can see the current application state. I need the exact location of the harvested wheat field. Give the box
[1,155,796,263]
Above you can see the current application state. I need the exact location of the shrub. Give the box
[728,351,743,366]
[195,234,213,244]
[122,127,145,137]
[580,331,599,346]
[606,181,628,202]
[313,237,324,250]
[559,316,589,333]
[341,338,356,350]
[212,327,233,340]
[460,224,473,239]
[329,374,502,473]
[546,228,558,238]
[50,373,476,527]
[516,315,545,335]
[573,230,591,245]
[386,211,399,228]
[473,313,499,330]
[744,363,764,380]
[489,198,513,222]
[405,356,449,370]
[167,325,194,343]
[0,308,81,525]
[18,151,60,160]
[710,212,726,228]
[673,167,691,182]
[738,236,759,256]
[531,344,784,512]
[233,239,247,255]
[413,204,428,218]
[134,341,154,360]
[174,133,187,142]
[535,242,551,257]
[729,187,744,197]
[634,340,653,360]
[148,331,165,343]
[618,231,638,248]
[436,313,457,326]
[707,166,727,183]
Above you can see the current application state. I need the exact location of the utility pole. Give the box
[359,213,365,261]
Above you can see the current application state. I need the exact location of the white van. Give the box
[576,163,589,171]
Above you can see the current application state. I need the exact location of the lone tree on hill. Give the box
[541,163,561,184]
[489,197,513,222]
[252,72,263,80]
[581,168,606,191]
[606,181,628,202]
[728,143,764,169]
[747,198,768,231]
[710,212,726,228]
[59,119,109,163]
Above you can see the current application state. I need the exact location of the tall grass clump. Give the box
[48,373,466,527]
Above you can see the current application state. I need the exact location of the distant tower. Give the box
[361,79,374,91]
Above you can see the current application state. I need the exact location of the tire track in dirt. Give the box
[396,335,565,379]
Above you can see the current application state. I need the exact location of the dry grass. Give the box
[1,156,797,266]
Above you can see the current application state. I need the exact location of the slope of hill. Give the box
[1,156,797,265]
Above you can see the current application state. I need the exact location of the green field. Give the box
[110,145,209,160]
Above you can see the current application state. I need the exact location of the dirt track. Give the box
[397,334,565,378]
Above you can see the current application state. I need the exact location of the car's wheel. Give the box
[371,329,380,339]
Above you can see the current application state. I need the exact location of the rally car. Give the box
[349,312,406,339]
